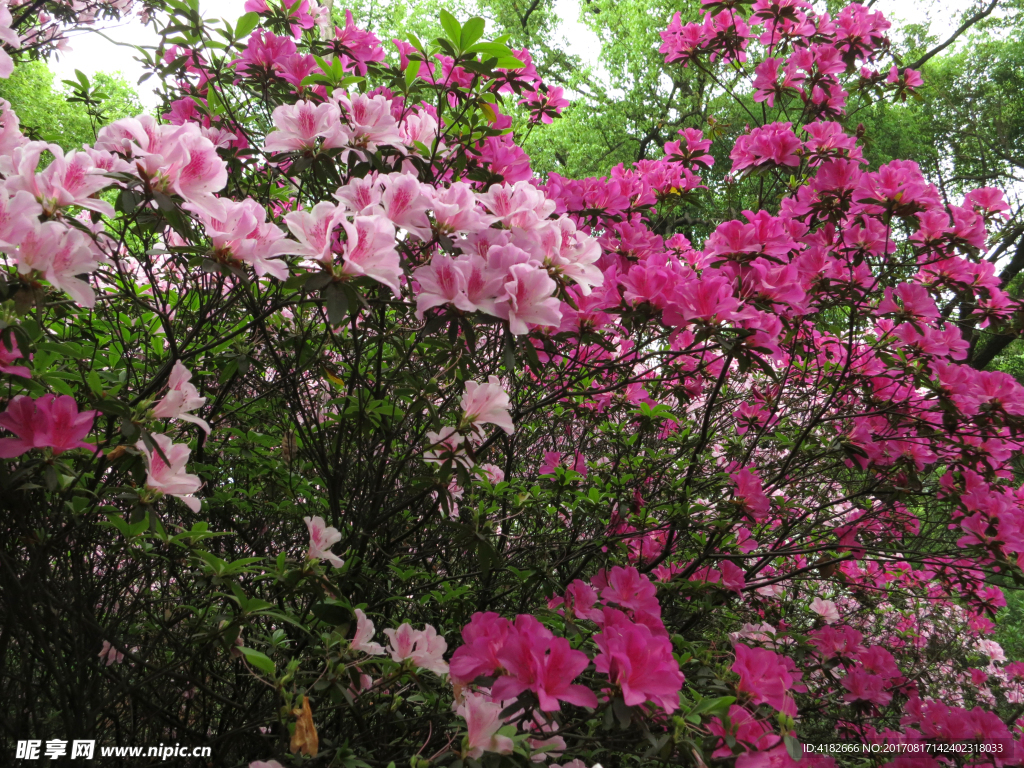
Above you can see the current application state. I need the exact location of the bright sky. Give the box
[47,0,979,111]
[49,0,248,109]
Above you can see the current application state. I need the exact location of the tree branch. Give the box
[908,0,1000,71]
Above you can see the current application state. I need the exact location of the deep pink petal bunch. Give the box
[0,394,96,458]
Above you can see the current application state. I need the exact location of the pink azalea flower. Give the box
[495,263,562,335]
[809,597,840,624]
[283,201,345,264]
[0,395,39,458]
[98,640,124,666]
[384,622,449,675]
[808,625,864,657]
[0,335,30,378]
[461,376,514,435]
[0,186,41,247]
[413,252,474,319]
[876,282,939,322]
[339,214,403,296]
[841,667,891,706]
[334,174,382,214]
[664,273,740,325]
[380,172,432,241]
[338,92,403,152]
[0,14,15,79]
[731,644,800,715]
[976,639,1005,662]
[46,228,104,308]
[430,182,494,234]
[232,29,297,77]
[720,560,746,594]
[858,646,901,679]
[730,122,802,172]
[0,99,25,156]
[965,187,1010,220]
[151,360,210,433]
[539,451,561,475]
[36,395,99,455]
[491,614,597,711]
[158,127,229,218]
[730,467,771,521]
[96,118,228,218]
[423,426,473,468]
[478,135,533,183]
[479,464,505,484]
[351,609,385,655]
[457,692,514,759]
[15,222,104,308]
[0,395,97,458]
[264,100,348,153]
[399,110,440,149]
[408,624,448,675]
[538,218,603,295]
[594,611,684,712]
[450,612,514,683]
[384,623,420,661]
[186,197,292,280]
[304,515,344,567]
[455,253,506,317]
[601,566,662,623]
[332,11,386,75]
[551,579,601,621]
[477,180,555,230]
[137,434,202,512]
[522,84,570,124]
[11,145,116,216]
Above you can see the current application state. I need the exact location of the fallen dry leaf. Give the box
[290,695,318,757]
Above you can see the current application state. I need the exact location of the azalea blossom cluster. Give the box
[660,0,919,120]
[444,566,682,761]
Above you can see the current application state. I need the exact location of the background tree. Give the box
[0,60,143,149]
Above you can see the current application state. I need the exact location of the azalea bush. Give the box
[1,0,1024,766]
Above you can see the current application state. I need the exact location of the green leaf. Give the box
[239,646,276,675]
[196,549,229,575]
[235,11,259,39]
[468,42,513,59]
[128,510,149,537]
[323,283,349,327]
[105,512,132,538]
[48,378,74,397]
[439,10,462,48]
[783,734,803,761]
[493,55,525,69]
[697,695,736,717]
[405,59,421,90]
[461,17,485,49]
[86,371,104,396]
[477,535,499,577]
